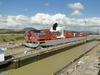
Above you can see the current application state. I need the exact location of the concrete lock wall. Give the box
[0,49,4,62]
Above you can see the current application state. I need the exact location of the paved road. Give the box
[55,44,100,75]
[80,52,99,75]
[71,47,100,75]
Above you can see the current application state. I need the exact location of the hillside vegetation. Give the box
[0,27,36,34]
[0,27,36,42]
[0,34,24,42]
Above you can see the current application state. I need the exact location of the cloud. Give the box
[0,13,100,32]
[68,2,84,10]
[0,2,2,5]
[13,6,16,8]
[44,3,49,6]
[25,8,28,11]
[70,10,83,17]
[30,13,66,25]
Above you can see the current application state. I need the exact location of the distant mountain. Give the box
[64,30,99,35]
[0,28,99,35]
[81,31,99,35]
[0,27,36,34]
[23,27,36,31]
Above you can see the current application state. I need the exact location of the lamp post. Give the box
[84,21,86,55]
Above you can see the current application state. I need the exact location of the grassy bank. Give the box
[0,34,24,42]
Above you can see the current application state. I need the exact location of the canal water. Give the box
[3,41,100,75]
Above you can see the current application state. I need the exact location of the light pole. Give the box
[84,21,86,55]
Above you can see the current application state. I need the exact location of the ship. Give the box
[23,23,87,48]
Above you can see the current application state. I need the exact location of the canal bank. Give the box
[0,37,94,70]
[0,38,85,70]
[0,35,98,71]
[1,41,100,75]
[52,42,100,75]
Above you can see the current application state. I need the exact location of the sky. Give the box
[0,0,100,32]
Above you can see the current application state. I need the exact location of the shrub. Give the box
[0,34,24,42]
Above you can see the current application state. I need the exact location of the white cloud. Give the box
[13,6,16,8]
[68,2,84,10]
[44,3,49,6]
[4,15,30,29]
[25,8,28,11]
[70,10,83,17]
[30,13,66,25]
[0,13,100,32]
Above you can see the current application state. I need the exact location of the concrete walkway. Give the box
[70,48,99,75]
[55,45,100,75]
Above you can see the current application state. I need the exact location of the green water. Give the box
[3,41,100,75]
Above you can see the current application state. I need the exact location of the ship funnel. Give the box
[50,23,58,32]
[53,23,58,30]
[50,23,65,38]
